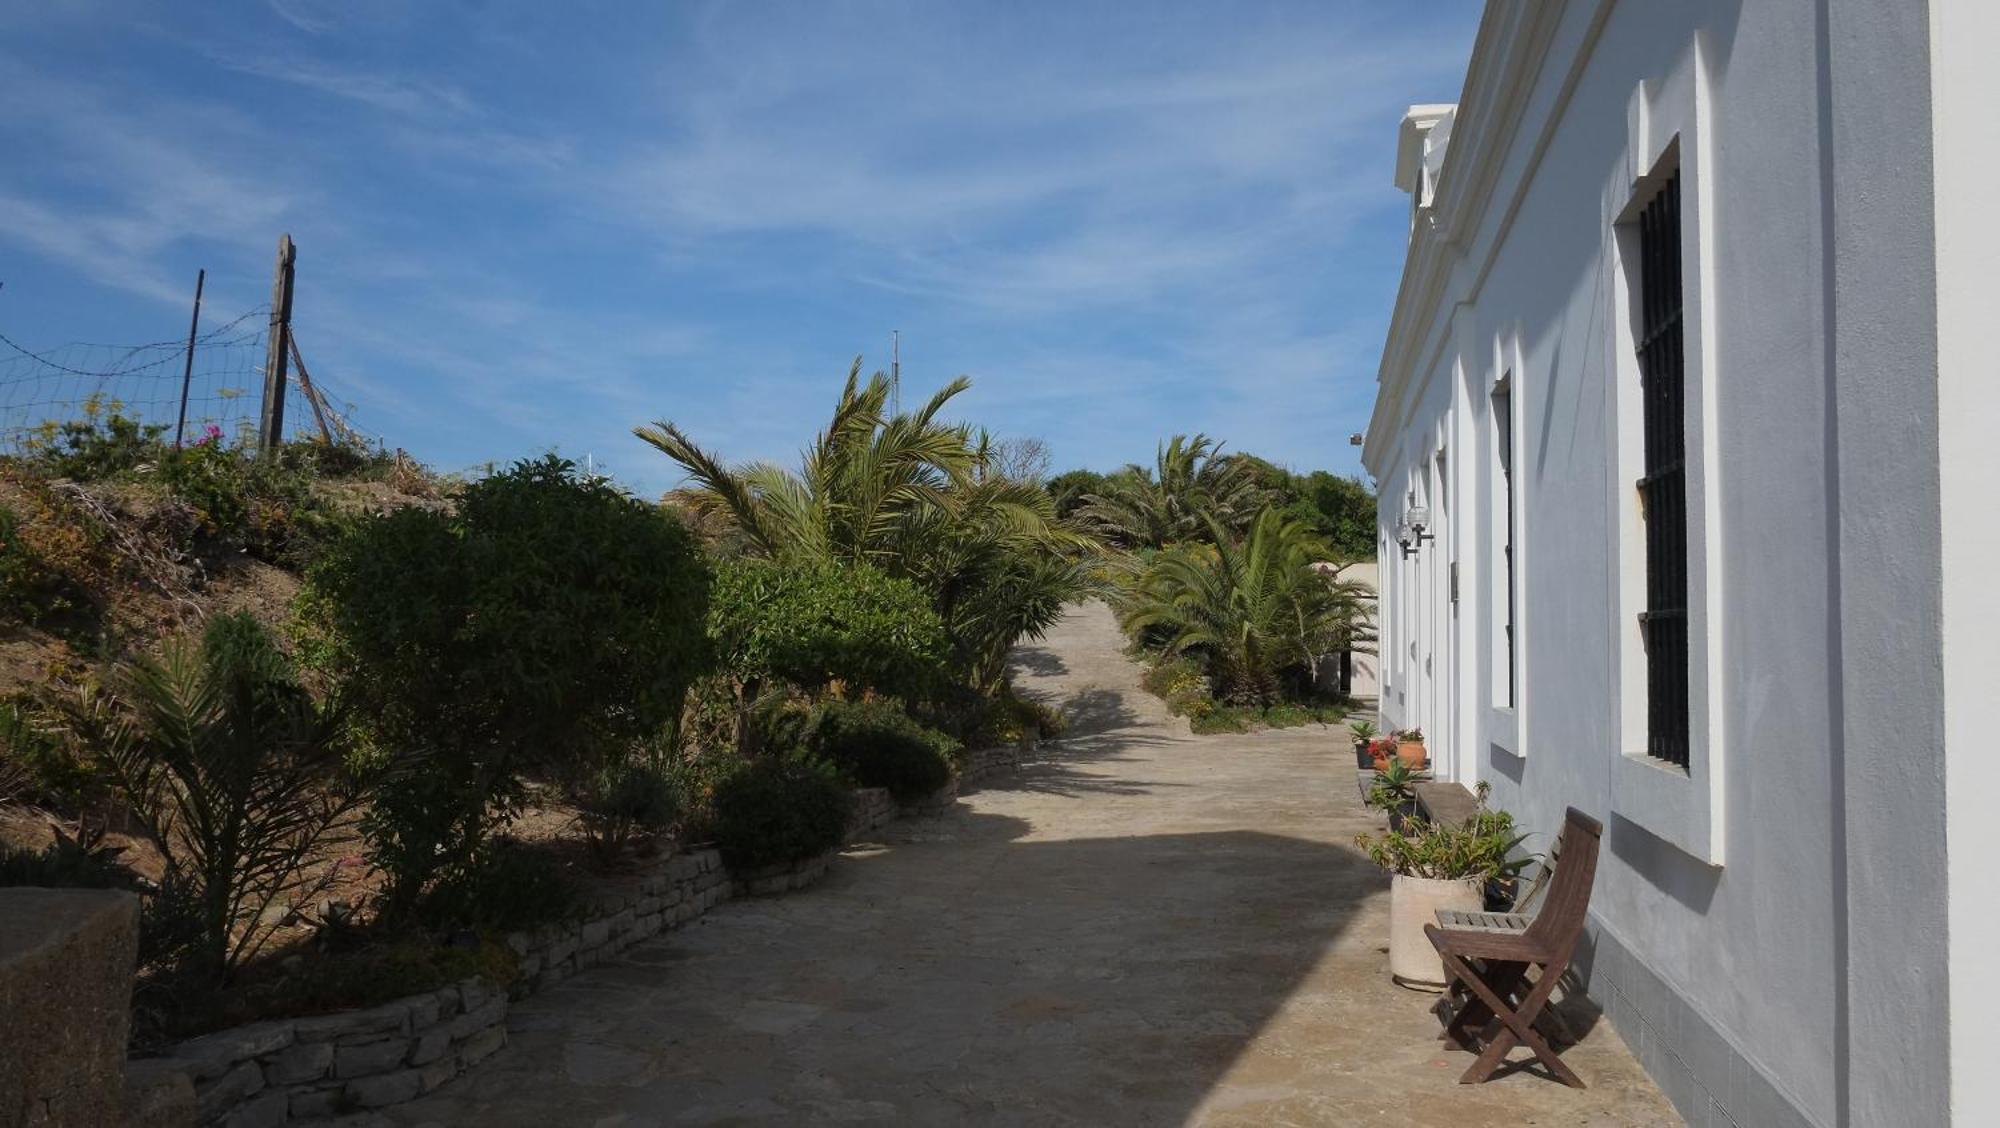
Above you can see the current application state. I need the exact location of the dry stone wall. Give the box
[134,744,1034,1126]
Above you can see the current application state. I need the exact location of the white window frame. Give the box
[1604,39,1726,866]
[1486,332,1526,759]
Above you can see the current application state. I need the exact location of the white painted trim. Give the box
[1605,33,1724,866]
[1933,0,2000,1120]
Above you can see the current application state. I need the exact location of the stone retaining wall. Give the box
[844,786,897,838]
[960,740,1030,787]
[135,743,1039,1126]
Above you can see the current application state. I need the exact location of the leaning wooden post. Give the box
[257,234,296,454]
[173,268,204,450]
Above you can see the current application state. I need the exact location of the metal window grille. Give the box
[1635,170,1690,767]
[1495,387,1516,708]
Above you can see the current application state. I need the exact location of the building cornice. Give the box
[1362,0,1578,474]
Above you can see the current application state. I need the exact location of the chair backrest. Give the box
[1511,828,1565,917]
[1522,807,1602,955]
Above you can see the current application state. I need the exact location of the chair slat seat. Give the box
[1435,909,1534,932]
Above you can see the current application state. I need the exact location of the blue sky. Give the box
[0,1,1479,495]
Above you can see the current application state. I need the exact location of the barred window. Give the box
[1634,170,1689,767]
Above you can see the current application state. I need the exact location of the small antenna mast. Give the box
[891,330,901,414]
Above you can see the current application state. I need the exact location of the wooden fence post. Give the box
[258,235,296,454]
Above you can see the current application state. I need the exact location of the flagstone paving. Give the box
[383,602,1676,1126]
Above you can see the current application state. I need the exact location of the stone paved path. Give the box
[386,603,1676,1126]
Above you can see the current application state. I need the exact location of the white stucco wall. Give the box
[1364,1,1964,1122]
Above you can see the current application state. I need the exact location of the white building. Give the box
[1361,2,1998,1124]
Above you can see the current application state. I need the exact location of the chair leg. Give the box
[1441,952,1586,1089]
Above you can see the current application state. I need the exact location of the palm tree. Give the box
[637,362,1099,696]
[1118,508,1373,705]
[1074,433,1270,549]
[47,613,356,984]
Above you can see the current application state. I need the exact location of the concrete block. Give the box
[122,1058,196,1128]
[0,888,140,1128]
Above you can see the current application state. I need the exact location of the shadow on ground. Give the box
[392,812,1379,1126]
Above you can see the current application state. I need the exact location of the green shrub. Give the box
[572,760,681,863]
[0,699,105,809]
[711,756,850,872]
[298,455,712,919]
[708,557,946,699]
[810,699,955,802]
[21,400,167,480]
[0,503,70,623]
[159,439,344,565]
[413,840,583,934]
[1140,654,1215,720]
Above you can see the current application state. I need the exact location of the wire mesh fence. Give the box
[0,309,378,455]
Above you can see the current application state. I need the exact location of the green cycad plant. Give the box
[1119,508,1373,705]
[638,362,1098,706]
[52,612,358,985]
[636,361,976,564]
[1073,433,1270,549]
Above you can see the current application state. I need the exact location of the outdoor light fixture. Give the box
[1397,505,1434,558]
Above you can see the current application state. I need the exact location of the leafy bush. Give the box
[0,485,110,630]
[1140,654,1215,720]
[572,760,681,863]
[39,612,358,985]
[710,756,850,872]
[21,399,167,480]
[709,556,946,699]
[298,455,712,918]
[159,439,341,563]
[0,698,104,809]
[413,840,583,934]
[1190,702,1347,735]
[1119,508,1370,705]
[809,699,955,802]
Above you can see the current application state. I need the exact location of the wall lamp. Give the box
[1397,505,1434,559]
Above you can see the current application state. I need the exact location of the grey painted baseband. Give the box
[1583,920,1818,1128]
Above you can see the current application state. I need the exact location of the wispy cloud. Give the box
[0,1,1481,490]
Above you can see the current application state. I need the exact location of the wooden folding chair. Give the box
[1424,807,1602,1087]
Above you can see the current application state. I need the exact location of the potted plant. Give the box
[1365,758,1423,831]
[1368,737,1397,771]
[1347,720,1378,769]
[1396,727,1428,770]
[1355,808,1532,990]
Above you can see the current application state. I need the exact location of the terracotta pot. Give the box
[1388,873,1484,990]
[1396,739,1428,770]
[1370,749,1393,771]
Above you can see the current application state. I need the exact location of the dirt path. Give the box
[383,603,1674,1126]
